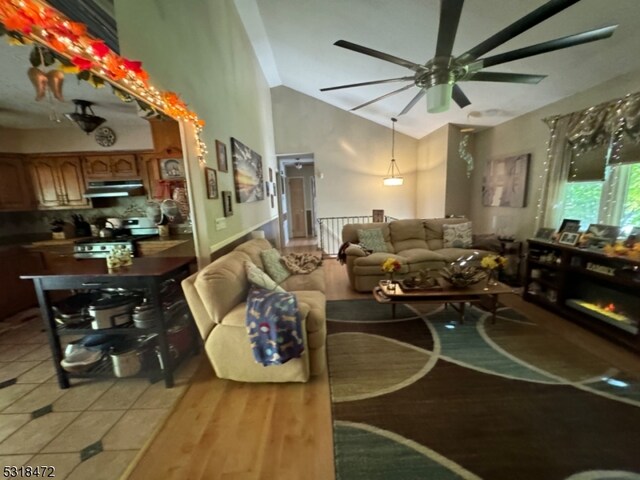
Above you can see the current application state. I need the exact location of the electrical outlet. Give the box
[215,217,227,230]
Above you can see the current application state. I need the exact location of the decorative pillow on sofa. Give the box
[357,228,388,252]
[260,249,291,284]
[244,261,285,292]
[442,222,473,248]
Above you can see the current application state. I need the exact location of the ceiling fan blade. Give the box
[334,40,423,72]
[471,25,617,70]
[452,85,471,109]
[466,72,547,84]
[320,76,414,92]
[434,0,464,58]
[398,89,426,116]
[350,84,415,112]
[458,0,581,62]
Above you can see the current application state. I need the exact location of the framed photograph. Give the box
[534,227,556,241]
[231,137,264,203]
[558,231,580,246]
[216,140,228,172]
[265,181,271,196]
[269,167,273,182]
[159,158,185,179]
[586,224,620,242]
[481,153,530,207]
[372,209,385,222]
[205,167,218,199]
[559,218,581,233]
[222,191,233,217]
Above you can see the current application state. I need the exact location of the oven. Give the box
[74,234,157,259]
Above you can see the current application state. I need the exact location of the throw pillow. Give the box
[443,222,473,248]
[358,228,388,252]
[260,248,291,284]
[244,261,285,292]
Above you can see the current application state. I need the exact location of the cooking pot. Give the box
[106,217,124,229]
[110,346,142,377]
[132,301,156,329]
[99,221,115,238]
[88,294,138,329]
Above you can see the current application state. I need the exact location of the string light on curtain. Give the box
[534,116,557,229]
[458,128,475,178]
[383,117,404,186]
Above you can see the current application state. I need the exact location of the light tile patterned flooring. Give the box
[0,308,200,479]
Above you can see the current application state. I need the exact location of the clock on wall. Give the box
[95,126,116,147]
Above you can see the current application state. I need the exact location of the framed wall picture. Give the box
[534,227,556,241]
[372,209,385,222]
[222,191,233,217]
[205,167,218,199]
[559,218,581,233]
[586,224,620,242]
[269,167,273,182]
[481,153,530,207]
[558,231,580,246]
[216,140,228,172]
[159,157,185,179]
[231,137,264,203]
[265,181,270,196]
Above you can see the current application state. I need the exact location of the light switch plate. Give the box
[215,217,227,230]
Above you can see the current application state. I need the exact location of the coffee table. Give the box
[372,278,516,323]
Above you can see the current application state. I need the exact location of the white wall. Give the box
[116,0,277,253]
[470,68,640,239]
[0,124,153,154]
[416,124,448,218]
[271,86,418,220]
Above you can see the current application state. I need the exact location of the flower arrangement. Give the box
[481,254,508,270]
[603,241,640,261]
[381,257,402,274]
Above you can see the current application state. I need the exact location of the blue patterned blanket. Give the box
[246,287,304,366]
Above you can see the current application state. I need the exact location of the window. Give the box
[560,163,640,233]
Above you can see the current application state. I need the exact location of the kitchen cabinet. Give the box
[28,156,91,209]
[84,154,138,179]
[0,155,34,211]
[139,153,163,199]
[21,256,197,389]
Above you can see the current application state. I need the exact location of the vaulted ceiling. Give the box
[238,0,640,138]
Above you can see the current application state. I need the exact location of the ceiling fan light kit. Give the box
[321,0,617,116]
[64,99,106,134]
[384,117,404,186]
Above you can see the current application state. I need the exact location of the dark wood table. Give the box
[21,256,196,389]
[373,278,516,322]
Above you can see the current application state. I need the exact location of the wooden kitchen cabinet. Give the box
[139,153,163,199]
[84,154,138,179]
[28,156,91,210]
[0,155,34,211]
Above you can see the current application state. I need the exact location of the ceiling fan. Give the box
[320,0,617,115]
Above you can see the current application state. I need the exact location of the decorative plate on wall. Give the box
[95,126,116,147]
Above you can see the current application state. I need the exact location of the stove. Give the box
[73,234,158,259]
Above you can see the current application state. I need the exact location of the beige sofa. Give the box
[182,238,326,382]
[342,218,493,292]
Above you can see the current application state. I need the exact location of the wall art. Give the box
[482,153,530,207]
[231,137,264,203]
[159,157,185,180]
[205,167,218,199]
[216,140,228,172]
[222,191,233,217]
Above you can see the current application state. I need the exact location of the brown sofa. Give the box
[182,238,326,382]
[342,218,494,292]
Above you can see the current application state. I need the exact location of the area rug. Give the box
[326,299,640,480]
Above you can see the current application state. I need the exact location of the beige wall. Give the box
[271,86,418,220]
[115,0,277,256]
[416,124,448,218]
[0,124,153,154]
[470,68,640,239]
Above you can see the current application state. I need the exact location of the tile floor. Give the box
[0,308,200,479]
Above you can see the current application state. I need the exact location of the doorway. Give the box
[276,154,317,245]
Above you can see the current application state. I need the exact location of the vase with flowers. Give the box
[481,254,507,289]
[381,257,402,289]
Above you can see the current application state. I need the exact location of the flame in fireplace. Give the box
[603,303,616,313]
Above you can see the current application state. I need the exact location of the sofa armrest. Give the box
[345,244,369,257]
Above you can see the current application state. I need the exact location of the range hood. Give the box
[83,179,145,198]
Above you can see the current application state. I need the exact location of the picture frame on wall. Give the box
[159,158,185,179]
[481,153,530,207]
[205,167,218,199]
[216,140,228,172]
[231,137,264,203]
[222,191,233,217]
[558,231,580,246]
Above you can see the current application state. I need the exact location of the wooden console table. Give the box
[21,256,196,389]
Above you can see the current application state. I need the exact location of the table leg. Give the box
[391,303,396,319]
[459,302,465,324]
[148,279,174,388]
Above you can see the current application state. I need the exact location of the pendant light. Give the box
[383,117,404,186]
[64,99,106,134]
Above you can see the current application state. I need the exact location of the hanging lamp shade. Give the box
[64,99,106,134]
[383,117,404,186]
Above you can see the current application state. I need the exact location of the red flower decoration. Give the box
[123,59,143,73]
[90,41,110,59]
[4,12,35,34]
[71,56,93,71]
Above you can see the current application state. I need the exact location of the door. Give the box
[57,157,89,207]
[288,177,306,238]
[29,158,62,208]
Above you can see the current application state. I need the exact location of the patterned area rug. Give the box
[327,299,640,480]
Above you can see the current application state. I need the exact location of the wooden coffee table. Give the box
[372,278,516,323]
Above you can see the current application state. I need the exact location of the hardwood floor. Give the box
[126,253,640,480]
